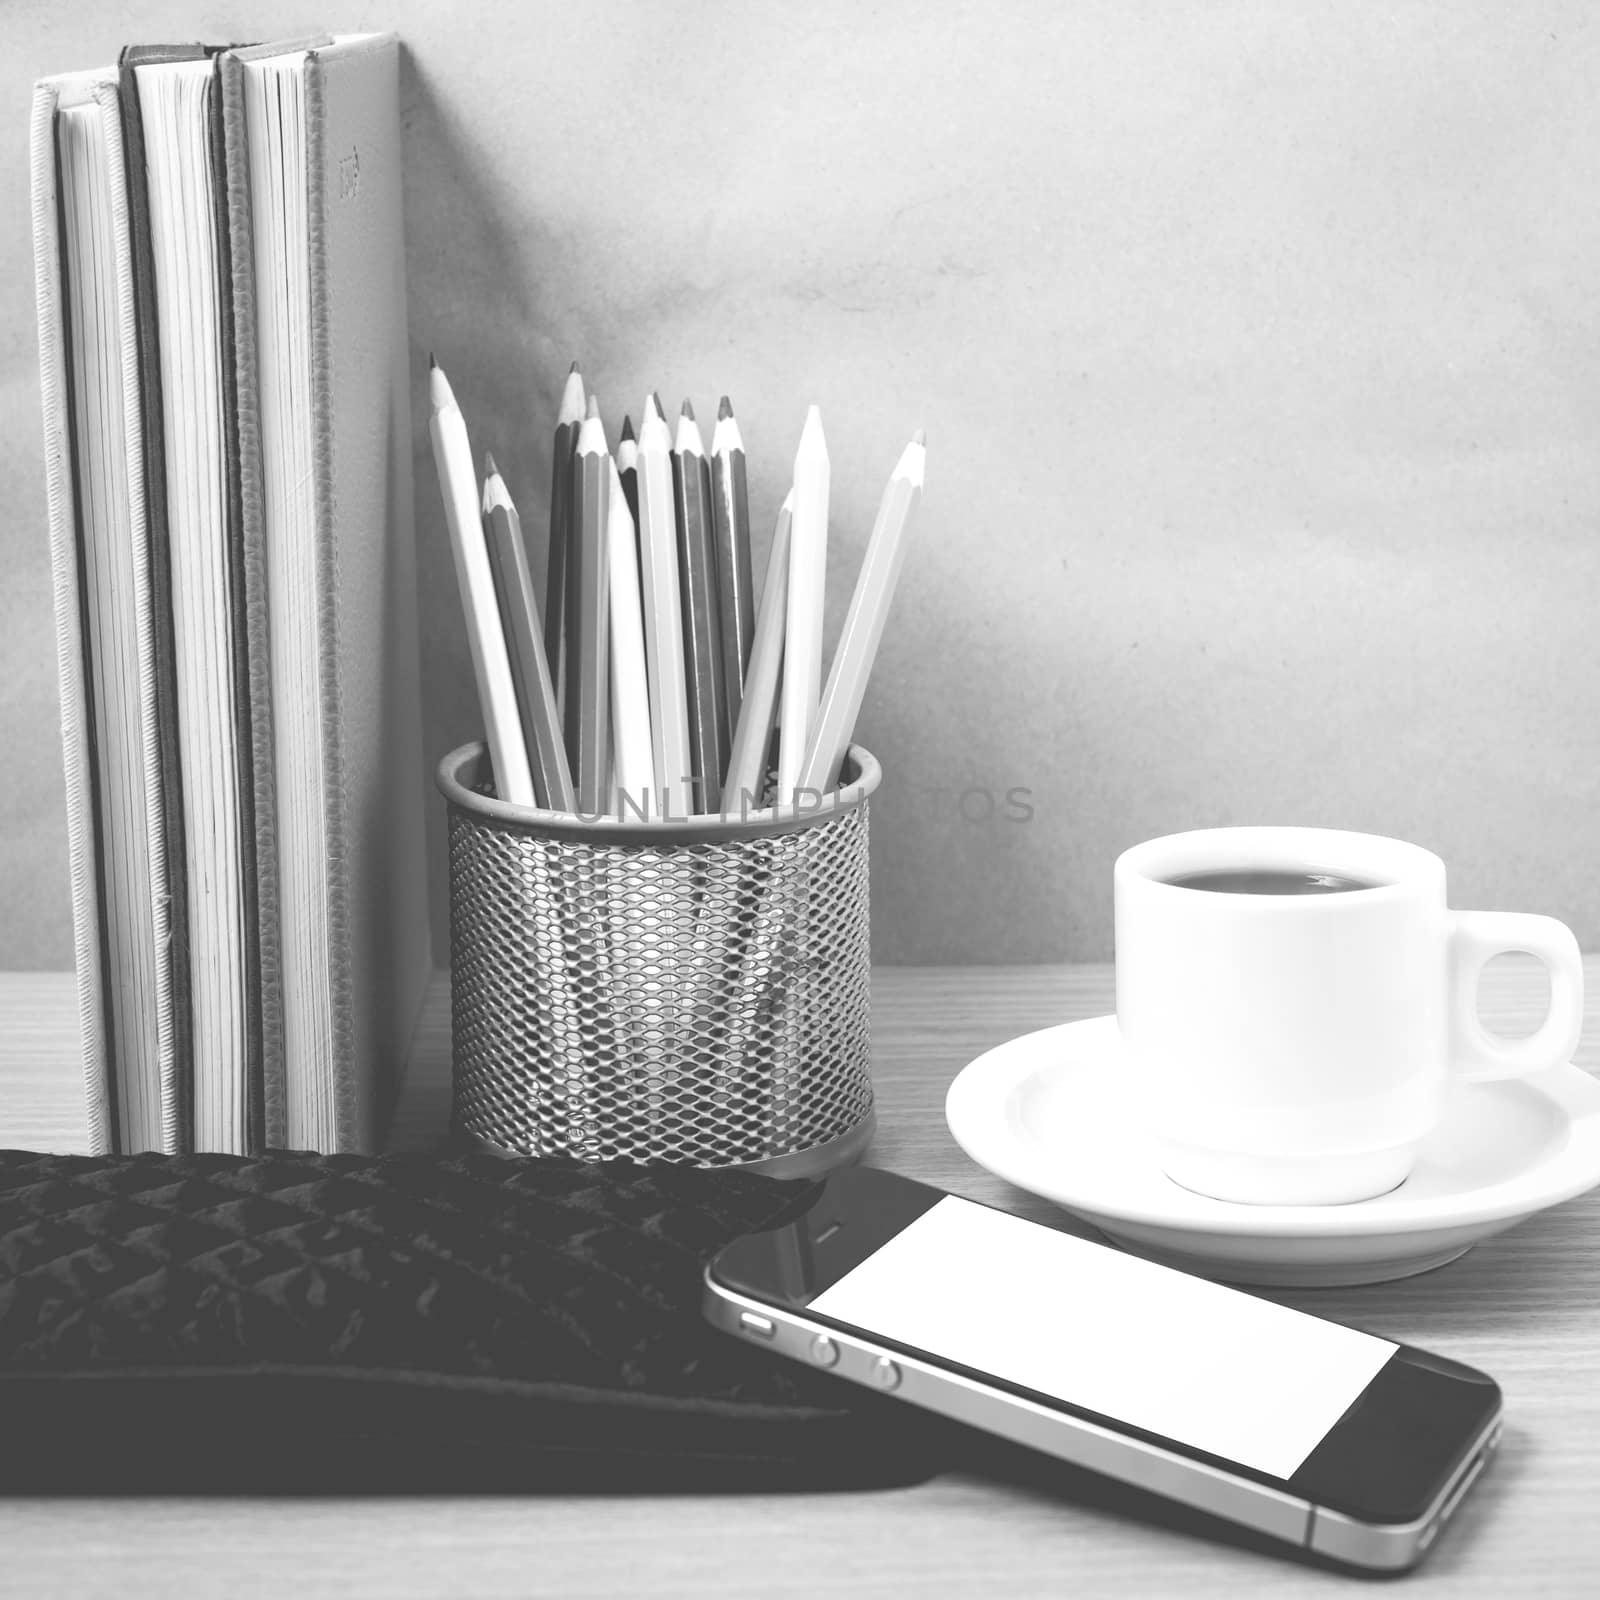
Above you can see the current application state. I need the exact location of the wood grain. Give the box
[1,957,1597,1597]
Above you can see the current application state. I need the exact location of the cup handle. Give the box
[1448,910,1585,1082]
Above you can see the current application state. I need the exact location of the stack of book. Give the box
[30,33,431,1155]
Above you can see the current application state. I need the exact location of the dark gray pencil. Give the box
[569,398,611,813]
[710,396,755,742]
[672,401,727,812]
[617,414,642,577]
[483,456,576,813]
[544,362,585,703]
[617,415,640,521]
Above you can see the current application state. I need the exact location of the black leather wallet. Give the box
[0,1150,943,1492]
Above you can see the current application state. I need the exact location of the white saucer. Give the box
[945,1015,1600,1287]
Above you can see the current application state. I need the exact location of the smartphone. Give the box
[703,1167,1502,1572]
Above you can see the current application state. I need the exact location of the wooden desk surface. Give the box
[1,959,1597,1597]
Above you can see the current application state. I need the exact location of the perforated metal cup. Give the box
[437,742,880,1176]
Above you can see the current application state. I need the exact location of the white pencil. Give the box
[778,405,829,803]
[607,454,655,817]
[800,433,926,793]
[427,360,535,807]
[636,401,692,817]
[724,491,793,809]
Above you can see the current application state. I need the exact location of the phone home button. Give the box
[809,1335,841,1368]
[870,1357,902,1391]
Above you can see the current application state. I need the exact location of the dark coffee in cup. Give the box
[1162,868,1383,896]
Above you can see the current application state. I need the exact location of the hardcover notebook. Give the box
[31,67,179,1155]
[218,34,432,1151]
[120,44,254,1154]
[31,34,431,1155]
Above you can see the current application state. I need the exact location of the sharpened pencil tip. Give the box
[620,415,635,441]
[429,363,457,412]
[586,395,600,419]
[576,407,608,453]
[680,399,695,421]
[428,352,436,369]
[718,395,732,420]
[912,429,926,447]
[484,451,499,478]
[569,359,580,375]
[650,391,666,420]
[557,365,586,425]
[797,405,825,454]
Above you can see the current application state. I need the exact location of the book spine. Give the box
[30,80,114,1154]
[204,62,266,1155]
[115,60,197,1155]
[219,53,286,1151]
[93,81,181,1156]
[304,53,358,1150]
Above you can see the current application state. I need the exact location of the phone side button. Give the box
[869,1357,902,1391]
[810,1335,841,1368]
[738,1312,777,1340]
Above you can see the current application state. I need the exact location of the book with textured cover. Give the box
[220,33,431,1151]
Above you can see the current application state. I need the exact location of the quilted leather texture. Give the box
[0,1150,941,1491]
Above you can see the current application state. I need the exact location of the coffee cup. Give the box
[1114,826,1584,1206]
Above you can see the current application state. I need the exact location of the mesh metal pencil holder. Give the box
[437,742,881,1177]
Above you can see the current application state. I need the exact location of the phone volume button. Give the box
[869,1357,902,1391]
[809,1334,841,1368]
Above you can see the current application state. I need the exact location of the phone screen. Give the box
[807,1194,1397,1480]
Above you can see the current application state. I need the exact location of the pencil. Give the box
[544,362,585,702]
[673,401,728,813]
[480,463,584,1130]
[642,392,699,1101]
[636,402,692,817]
[616,414,644,603]
[616,414,640,528]
[607,454,655,818]
[482,455,576,812]
[800,432,926,794]
[711,396,756,744]
[778,405,830,803]
[724,491,792,809]
[427,361,535,807]
[570,398,611,815]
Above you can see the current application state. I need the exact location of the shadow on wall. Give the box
[399,47,572,961]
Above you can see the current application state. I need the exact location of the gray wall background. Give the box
[4,1,1599,968]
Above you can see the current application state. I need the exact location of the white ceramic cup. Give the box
[1114,826,1585,1206]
